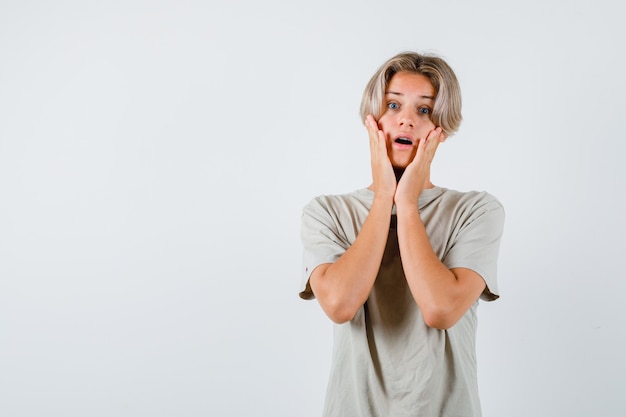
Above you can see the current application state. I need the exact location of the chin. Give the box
[391,160,411,169]
[390,153,415,169]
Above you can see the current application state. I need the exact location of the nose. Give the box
[398,109,416,129]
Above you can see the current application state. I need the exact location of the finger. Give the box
[366,115,379,149]
[365,115,378,137]
[365,114,378,132]
[366,115,388,155]
[420,127,443,160]
[426,126,444,142]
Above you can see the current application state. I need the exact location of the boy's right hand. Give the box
[366,115,396,201]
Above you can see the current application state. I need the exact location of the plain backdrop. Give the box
[1,0,625,416]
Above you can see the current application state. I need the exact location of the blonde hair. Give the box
[360,51,463,136]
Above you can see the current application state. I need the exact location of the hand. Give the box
[395,127,447,207]
[366,115,396,201]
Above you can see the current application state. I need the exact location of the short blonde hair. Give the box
[360,51,463,136]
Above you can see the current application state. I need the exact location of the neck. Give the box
[393,167,435,188]
[367,168,435,190]
[393,167,405,182]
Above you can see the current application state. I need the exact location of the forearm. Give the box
[310,196,393,323]
[396,204,464,328]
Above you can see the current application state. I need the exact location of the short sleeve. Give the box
[443,196,505,301]
[298,197,351,300]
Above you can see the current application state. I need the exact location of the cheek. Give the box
[378,115,397,134]
[376,113,390,127]
[420,118,437,132]
[375,117,390,135]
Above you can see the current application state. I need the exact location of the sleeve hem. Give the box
[299,279,315,300]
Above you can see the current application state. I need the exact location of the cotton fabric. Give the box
[300,186,504,417]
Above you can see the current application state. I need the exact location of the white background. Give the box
[1,1,625,416]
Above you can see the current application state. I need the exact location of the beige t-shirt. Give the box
[300,186,505,417]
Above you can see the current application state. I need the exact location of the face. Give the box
[377,71,437,168]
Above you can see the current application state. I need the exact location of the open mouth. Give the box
[394,137,413,145]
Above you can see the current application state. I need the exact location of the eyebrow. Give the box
[386,91,435,100]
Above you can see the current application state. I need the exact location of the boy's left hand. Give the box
[395,127,447,207]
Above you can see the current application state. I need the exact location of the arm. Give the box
[395,128,485,329]
[396,204,486,329]
[310,115,396,323]
[309,196,392,323]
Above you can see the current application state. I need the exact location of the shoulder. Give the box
[303,188,372,217]
[427,188,505,233]
[438,188,504,216]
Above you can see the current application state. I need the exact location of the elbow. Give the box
[421,306,457,330]
[310,270,361,324]
[323,299,360,324]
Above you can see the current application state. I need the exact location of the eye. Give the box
[418,107,431,115]
[387,102,399,110]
